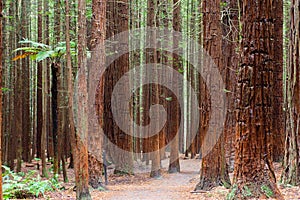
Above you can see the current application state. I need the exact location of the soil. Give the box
[34,155,300,200]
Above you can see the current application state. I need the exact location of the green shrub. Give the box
[2,165,62,199]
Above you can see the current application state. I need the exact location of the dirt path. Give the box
[45,157,300,200]
[105,159,200,200]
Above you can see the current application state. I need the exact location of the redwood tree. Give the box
[88,0,107,188]
[281,0,300,185]
[72,0,92,198]
[272,0,284,162]
[0,0,3,197]
[228,0,284,198]
[168,0,180,174]
[195,0,230,191]
[104,0,134,175]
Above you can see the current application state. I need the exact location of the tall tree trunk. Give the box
[52,0,61,176]
[272,0,284,162]
[228,0,284,199]
[168,0,180,174]
[104,0,134,175]
[145,0,161,178]
[281,0,300,185]
[221,0,239,172]
[51,61,59,177]
[41,49,48,178]
[72,0,92,198]
[7,0,16,170]
[15,0,23,173]
[21,0,31,163]
[36,0,43,160]
[41,0,49,178]
[195,0,230,191]
[88,0,107,189]
[0,0,3,197]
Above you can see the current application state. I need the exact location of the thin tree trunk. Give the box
[272,0,284,162]
[41,50,48,178]
[88,0,107,188]
[72,0,92,198]
[0,0,3,197]
[15,0,22,172]
[21,0,31,163]
[168,0,180,174]
[36,0,43,160]
[221,0,239,173]
[280,0,300,186]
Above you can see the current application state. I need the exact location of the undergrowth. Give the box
[2,165,62,199]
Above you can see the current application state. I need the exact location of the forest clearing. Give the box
[0,0,300,199]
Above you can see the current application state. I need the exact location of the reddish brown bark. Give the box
[0,0,3,197]
[72,0,92,198]
[21,0,30,162]
[272,0,284,162]
[88,0,107,188]
[36,0,43,159]
[221,0,239,172]
[168,0,180,174]
[103,0,133,175]
[281,0,300,186]
[195,0,230,191]
[229,0,284,198]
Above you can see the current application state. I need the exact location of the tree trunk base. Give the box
[114,169,133,175]
[77,191,92,200]
[227,182,284,200]
[168,159,180,174]
[168,166,180,174]
[195,176,231,191]
[150,169,161,178]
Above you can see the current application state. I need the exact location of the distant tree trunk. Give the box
[51,61,59,177]
[168,0,180,174]
[72,0,92,198]
[195,0,230,191]
[88,0,107,189]
[272,0,284,162]
[52,0,61,176]
[104,0,134,175]
[63,0,73,183]
[21,0,31,163]
[281,0,300,185]
[36,0,43,160]
[228,0,284,198]
[221,0,239,172]
[0,0,3,197]
[7,0,15,169]
[41,0,49,178]
[41,51,48,178]
[145,0,161,178]
[15,0,23,173]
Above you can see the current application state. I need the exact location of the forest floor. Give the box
[36,154,300,200]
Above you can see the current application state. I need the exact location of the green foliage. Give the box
[222,180,231,189]
[242,185,252,197]
[220,1,228,10]
[261,185,274,198]
[2,165,62,199]
[223,88,232,93]
[13,39,77,63]
[1,87,11,93]
[165,97,173,101]
[226,184,237,200]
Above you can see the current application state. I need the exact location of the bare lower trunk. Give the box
[228,0,284,199]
